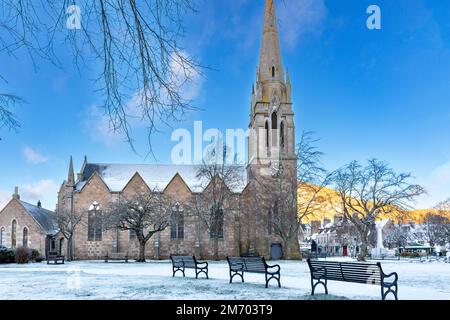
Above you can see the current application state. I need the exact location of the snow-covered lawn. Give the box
[0,258,449,300]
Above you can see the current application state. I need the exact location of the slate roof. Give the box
[19,201,58,235]
[76,163,248,193]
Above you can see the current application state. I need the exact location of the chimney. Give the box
[12,186,20,200]
[37,200,42,208]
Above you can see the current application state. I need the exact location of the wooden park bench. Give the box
[170,255,209,279]
[307,259,399,300]
[226,256,281,288]
[47,251,65,265]
[104,252,129,263]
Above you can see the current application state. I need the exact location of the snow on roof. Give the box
[19,201,58,235]
[76,163,248,193]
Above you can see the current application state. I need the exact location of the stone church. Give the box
[5,0,298,260]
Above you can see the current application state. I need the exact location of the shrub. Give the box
[15,246,31,264]
[400,252,420,258]
[0,246,15,264]
[30,249,41,262]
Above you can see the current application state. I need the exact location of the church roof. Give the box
[76,163,248,193]
[19,201,58,235]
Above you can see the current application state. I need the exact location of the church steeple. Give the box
[248,0,295,166]
[259,0,284,83]
[67,156,75,187]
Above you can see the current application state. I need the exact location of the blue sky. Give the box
[1,0,449,210]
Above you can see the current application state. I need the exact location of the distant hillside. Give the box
[298,184,447,224]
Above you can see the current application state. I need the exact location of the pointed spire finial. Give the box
[259,0,284,83]
[67,156,75,186]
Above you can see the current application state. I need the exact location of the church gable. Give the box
[163,173,192,197]
[78,171,111,195]
[122,172,151,196]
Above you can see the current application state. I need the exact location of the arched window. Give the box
[268,210,273,235]
[272,66,275,78]
[280,121,285,149]
[22,227,28,247]
[170,203,184,240]
[11,220,17,248]
[271,112,278,147]
[265,121,270,151]
[88,202,102,241]
[0,227,4,246]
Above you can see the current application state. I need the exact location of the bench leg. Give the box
[311,278,328,295]
[195,267,209,279]
[381,284,398,301]
[265,272,281,289]
[229,270,244,284]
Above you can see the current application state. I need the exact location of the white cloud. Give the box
[277,0,327,49]
[0,190,10,211]
[23,146,48,164]
[84,105,125,149]
[415,161,450,209]
[22,180,58,206]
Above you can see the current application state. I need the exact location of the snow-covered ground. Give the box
[0,258,449,300]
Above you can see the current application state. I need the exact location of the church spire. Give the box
[67,156,75,186]
[259,0,284,83]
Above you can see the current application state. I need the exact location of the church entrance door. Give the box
[270,243,283,260]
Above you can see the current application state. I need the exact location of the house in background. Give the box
[0,187,59,257]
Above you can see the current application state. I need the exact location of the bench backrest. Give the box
[227,256,266,273]
[307,259,382,285]
[47,251,59,258]
[171,255,196,268]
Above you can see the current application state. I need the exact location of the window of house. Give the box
[210,207,224,239]
[129,229,137,240]
[170,204,184,240]
[0,227,4,246]
[11,220,17,248]
[88,202,102,241]
[280,121,285,149]
[23,227,28,247]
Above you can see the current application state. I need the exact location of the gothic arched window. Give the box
[88,202,102,241]
[0,227,4,246]
[271,112,278,147]
[23,227,28,247]
[170,203,184,240]
[11,220,17,248]
[265,120,270,151]
[272,66,275,78]
[280,121,285,149]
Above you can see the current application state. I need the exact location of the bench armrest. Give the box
[382,271,398,283]
[265,263,280,273]
[196,261,208,267]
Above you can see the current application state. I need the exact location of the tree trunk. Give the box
[284,237,301,260]
[358,242,368,262]
[213,237,219,261]
[67,235,73,261]
[137,241,146,262]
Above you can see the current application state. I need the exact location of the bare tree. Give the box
[297,132,334,223]
[423,212,449,247]
[0,94,22,139]
[332,159,425,261]
[383,222,408,250]
[103,192,173,262]
[55,208,84,261]
[0,1,201,151]
[189,145,242,260]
